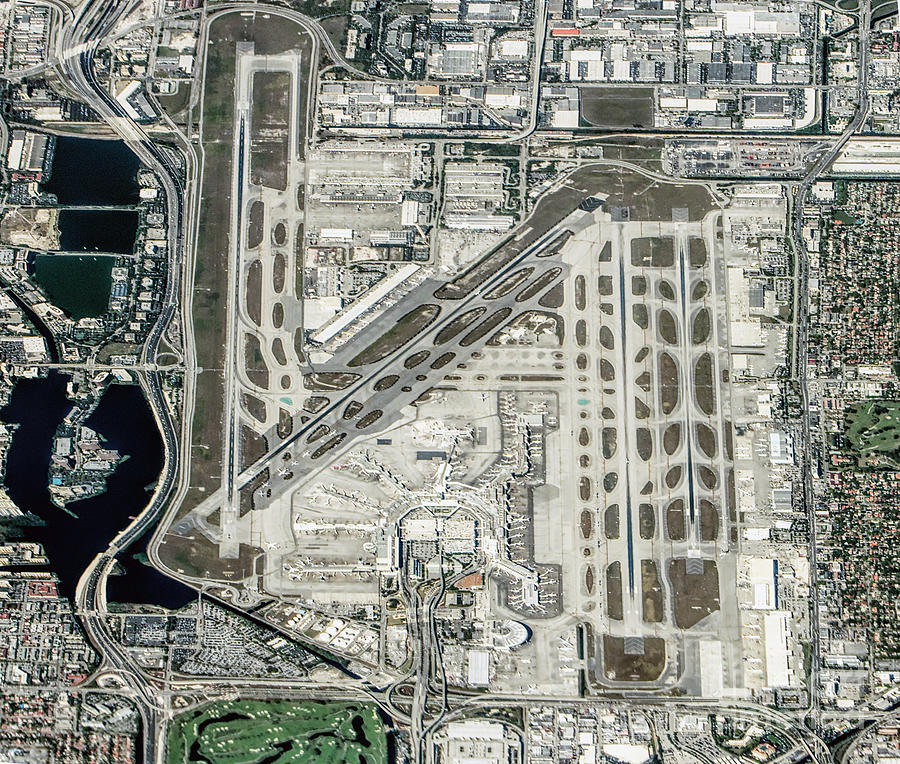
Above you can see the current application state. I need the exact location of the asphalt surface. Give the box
[216,220,584,517]
[43,0,875,759]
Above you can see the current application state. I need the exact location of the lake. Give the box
[41,136,141,205]
[30,254,114,319]
[1,372,193,608]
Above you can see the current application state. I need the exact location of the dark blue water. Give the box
[1,373,193,608]
[57,209,139,254]
[41,137,141,205]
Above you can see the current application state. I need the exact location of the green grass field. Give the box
[166,700,387,764]
[844,400,900,467]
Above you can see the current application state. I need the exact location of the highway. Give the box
[53,1,191,761]
[788,0,870,754]
[51,7,366,761]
